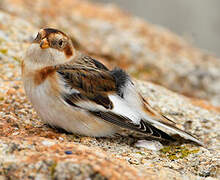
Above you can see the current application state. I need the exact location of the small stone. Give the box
[135,140,163,151]
[128,158,140,165]
[41,140,55,147]
[59,137,64,141]
[12,131,19,136]
[65,151,73,155]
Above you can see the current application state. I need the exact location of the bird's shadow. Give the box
[45,124,199,147]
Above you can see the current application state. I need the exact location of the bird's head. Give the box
[25,28,75,68]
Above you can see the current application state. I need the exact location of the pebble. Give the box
[59,137,64,141]
[12,131,20,136]
[135,140,163,151]
[65,151,73,155]
[41,140,55,147]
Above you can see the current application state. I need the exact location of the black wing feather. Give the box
[110,68,131,98]
[89,111,174,141]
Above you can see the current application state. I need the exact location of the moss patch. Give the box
[0,49,8,55]
[49,162,57,180]
[160,145,199,160]
[13,56,22,63]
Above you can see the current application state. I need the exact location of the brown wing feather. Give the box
[56,65,116,94]
[142,97,176,125]
[56,64,116,110]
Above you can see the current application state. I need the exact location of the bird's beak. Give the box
[40,38,49,49]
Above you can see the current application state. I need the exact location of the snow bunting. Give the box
[22,28,203,145]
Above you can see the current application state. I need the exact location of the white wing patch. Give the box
[108,81,143,124]
[123,81,143,109]
[108,95,141,124]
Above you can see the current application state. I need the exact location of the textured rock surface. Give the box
[0,1,219,180]
[1,0,220,106]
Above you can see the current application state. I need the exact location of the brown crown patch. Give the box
[43,28,67,37]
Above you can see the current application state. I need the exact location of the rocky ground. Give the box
[0,0,219,179]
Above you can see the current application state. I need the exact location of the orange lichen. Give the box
[191,98,220,112]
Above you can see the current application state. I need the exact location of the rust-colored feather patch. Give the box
[64,44,73,58]
[34,66,56,85]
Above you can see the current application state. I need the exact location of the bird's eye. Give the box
[58,39,64,48]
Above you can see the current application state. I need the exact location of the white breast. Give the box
[23,76,118,137]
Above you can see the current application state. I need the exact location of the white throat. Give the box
[24,44,71,70]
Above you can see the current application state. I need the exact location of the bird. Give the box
[22,28,203,146]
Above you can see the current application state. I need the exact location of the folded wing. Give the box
[54,59,203,145]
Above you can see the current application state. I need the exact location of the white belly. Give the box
[23,78,118,137]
